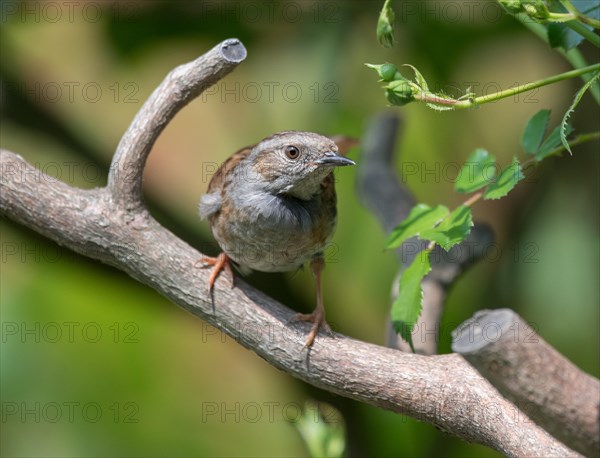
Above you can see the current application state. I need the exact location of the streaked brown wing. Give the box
[207,146,253,194]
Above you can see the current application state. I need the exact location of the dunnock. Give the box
[199,131,355,347]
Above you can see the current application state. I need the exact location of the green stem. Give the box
[565,51,600,105]
[463,191,484,208]
[578,15,600,29]
[424,133,598,254]
[541,131,600,159]
[560,0,600,28]
[547,12,576,21]
[520,131,600,171]
[565,20,600,48]
[521,19,600,104]
[560,0,580,17]
[427,64,600,109]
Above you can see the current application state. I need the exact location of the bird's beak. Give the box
[315,151,356,167]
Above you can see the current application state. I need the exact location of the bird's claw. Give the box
[289,310,332,347]
[195,253,234,292]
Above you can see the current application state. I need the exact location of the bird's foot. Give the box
[195,253,234,292]
[290,308,332,347]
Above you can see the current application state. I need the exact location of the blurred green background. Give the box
[1,1,598,457]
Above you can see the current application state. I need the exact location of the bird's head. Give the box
[248,131,355,200]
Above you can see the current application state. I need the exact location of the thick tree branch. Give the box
[0,39,583,457]
[108,38,247,211]
[453,309,600,457]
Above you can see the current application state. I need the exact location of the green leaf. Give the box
[420,205,473,250]
[521,109,550,155]
[293,402,346,458]
[384,204,449,250]
[560,71,600,154]
[455,148,496,193]
[402,64,429,92]
[548,22,585,50]
[483,157,524,199]
[535,124,574,161]
[391,250,432,352]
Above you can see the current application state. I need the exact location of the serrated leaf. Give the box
[561,71,600,154]
[384,204,449,250]
[402,64,429,92]
[483,157,524,199]
[455,148,497,193]
[425,102,455,112]
[522,109,550,155]
[420,205,473,250]
[391,250,432,352]
[536,124,575,161]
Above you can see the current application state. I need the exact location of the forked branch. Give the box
[0,39,588,457]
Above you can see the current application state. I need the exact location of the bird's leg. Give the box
[195,252,234,291]
[292,256,331,347]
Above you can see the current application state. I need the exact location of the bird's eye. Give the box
[285,145,300,159]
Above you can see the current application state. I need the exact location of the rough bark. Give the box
[0,38,588,457]
[453,309,600,457]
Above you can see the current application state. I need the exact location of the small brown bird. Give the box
[199,131,355,346]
